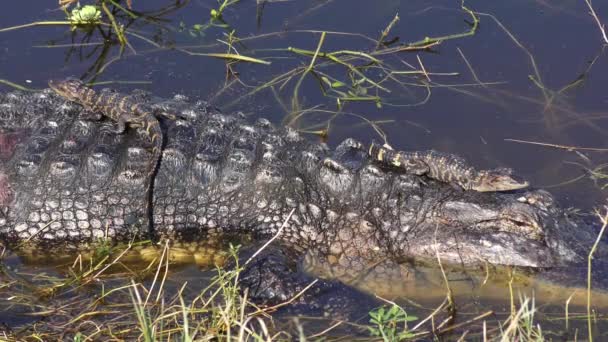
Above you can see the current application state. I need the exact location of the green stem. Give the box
[587,210,608,342]
[107,0,138,19]
[408,0,479,47]
[101,0,127,46]
[0,21,72,33]
[291,32,326,115]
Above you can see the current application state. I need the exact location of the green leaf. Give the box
[331,80,346,88]
[200,53,271,65]
[69,5,102,24]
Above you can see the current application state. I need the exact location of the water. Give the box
[1,0,607,338]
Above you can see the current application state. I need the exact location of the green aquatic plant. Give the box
[211,0,240,20]
[368,304,418,341]
[69,5,102,25]
[180,0,241,37]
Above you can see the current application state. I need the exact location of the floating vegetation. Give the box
[68,5,102,25]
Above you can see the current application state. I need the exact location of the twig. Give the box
[475,11,550,104]
[243,208,295,266]
[416,55,431,82]
[411,297,449,331]
[457,47,485,88]
[91,242,132,279]
[0,79,37,91]
[565,291,576,330]
[408,0,479,47]
[437,310,494,334]
[587,207,608,341]
[505,138,608,152]
[375,14,400,51]
[100,1,124,45]
[0,21,72,32]
[308,320,345,338]
[583,0,608,44]
[144,239,168,305]
[154,241,171,303]
[249,279,319,315]
[291,32,326,114]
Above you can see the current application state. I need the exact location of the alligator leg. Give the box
[239,245,382,323]
[77,109,103,121]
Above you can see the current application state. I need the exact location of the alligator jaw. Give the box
[48,78,90,103]
[409,234,555,268]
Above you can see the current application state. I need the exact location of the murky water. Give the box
[1,0,608,338]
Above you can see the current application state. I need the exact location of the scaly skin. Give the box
[0,88,595,271]
[48,79,165,235]
[0,88,605,326]
[368,141,529,192]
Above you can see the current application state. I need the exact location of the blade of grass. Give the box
[291,32,326,114]
[587,207,608,341]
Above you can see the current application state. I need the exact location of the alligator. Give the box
[0,87,601,289]
[367,140,529,192]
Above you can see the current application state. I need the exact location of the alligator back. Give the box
[0,90,156,249]
[0,89,341,252]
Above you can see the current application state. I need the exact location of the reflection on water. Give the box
[3,244,608,338]
[1,0,608,338]
[304,250,608,308]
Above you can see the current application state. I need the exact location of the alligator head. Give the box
[48,78,90,103]
[308,160,593,270]
[469,167,530,192]
[404,188,586,267]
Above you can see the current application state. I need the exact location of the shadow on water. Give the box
[1,0,608,339]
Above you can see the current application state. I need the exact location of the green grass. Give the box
[368,304,418,340]
[0,236,605,341]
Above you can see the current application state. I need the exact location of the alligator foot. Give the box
[239,246,381,324]
[78,109,103,122]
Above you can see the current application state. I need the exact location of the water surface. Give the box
[1,0,607,338]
